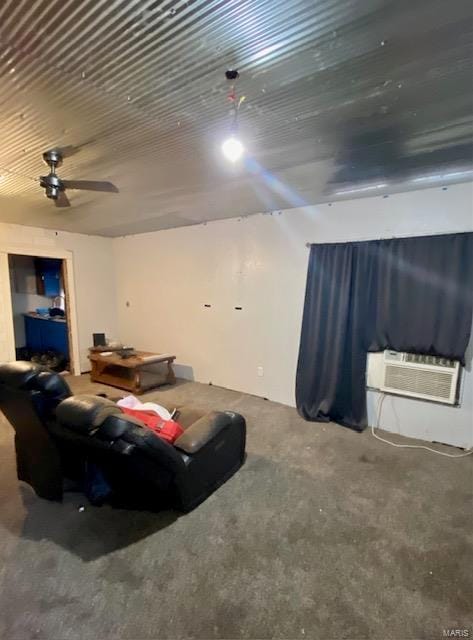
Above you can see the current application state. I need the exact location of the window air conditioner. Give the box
[368,350,461,405]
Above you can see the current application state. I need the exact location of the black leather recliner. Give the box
[0,361,71,501]
[0,362,246,512]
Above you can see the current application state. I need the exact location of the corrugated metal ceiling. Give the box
[0,0,472,236]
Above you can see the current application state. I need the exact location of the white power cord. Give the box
[371,393,473,458]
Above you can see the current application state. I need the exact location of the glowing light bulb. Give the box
[221,136,244,162]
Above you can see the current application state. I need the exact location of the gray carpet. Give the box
[0,376,471,640]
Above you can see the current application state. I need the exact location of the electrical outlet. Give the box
[257,366,264,377]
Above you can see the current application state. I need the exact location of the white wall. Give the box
[113,182,473,448]
[0,223,118,371]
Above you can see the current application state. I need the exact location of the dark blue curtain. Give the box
[296,232,473,430]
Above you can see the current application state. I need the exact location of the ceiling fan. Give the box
[40,149,118,207]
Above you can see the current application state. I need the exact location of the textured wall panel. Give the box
[0,0,472,235]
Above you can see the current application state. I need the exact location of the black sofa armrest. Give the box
[174,411,241,454]
[172,410,246,512]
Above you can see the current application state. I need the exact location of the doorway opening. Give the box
[8,254,72,373]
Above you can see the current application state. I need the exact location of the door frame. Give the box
[0,244,81,375]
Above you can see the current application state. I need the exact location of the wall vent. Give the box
[369,350,460,405]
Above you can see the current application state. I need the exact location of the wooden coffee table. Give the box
[88,350,176,394]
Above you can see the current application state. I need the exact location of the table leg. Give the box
[90,360,107,382]
[133,369,141,394]
[166,359,176,385]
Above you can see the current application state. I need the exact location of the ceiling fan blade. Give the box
[62,179,118,193]
[55,191,71,208]
[53,145,80,158]
[52,139,96,158]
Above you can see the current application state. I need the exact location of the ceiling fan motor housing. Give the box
[41,149,65,199]
[40,173,64,199]
[43,149,63,168]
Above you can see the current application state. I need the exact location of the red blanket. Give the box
[120,407,184,444]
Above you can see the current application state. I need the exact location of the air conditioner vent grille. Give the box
[384,364,453,400]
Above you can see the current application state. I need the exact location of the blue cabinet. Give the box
[35,258,62,297]
[24,315,69,359]
[43,320,68,355]
[24,315,43,351]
